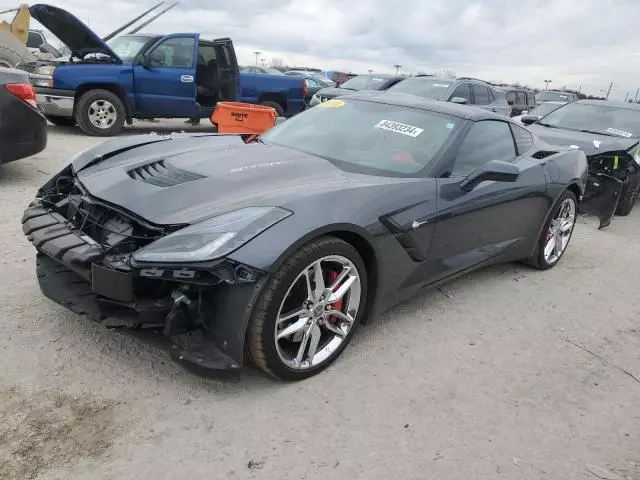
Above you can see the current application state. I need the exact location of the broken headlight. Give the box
[132,207,292,263]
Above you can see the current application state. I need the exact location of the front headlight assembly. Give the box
[132,207,292,263]
[32,65,56,88]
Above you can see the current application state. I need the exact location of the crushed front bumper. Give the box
[579,173,624,229]
[34,87,74,118]
[22,201,266,372]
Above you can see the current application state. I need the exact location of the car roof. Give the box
[575,99,640,110]
[341,91,512,121]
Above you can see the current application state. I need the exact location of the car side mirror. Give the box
[459,160,520,192]
[140,54,151,69]
[450,96,468,105]
[520,115,539,125]
[507,100,514,106]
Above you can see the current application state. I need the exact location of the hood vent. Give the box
[127,160,205,187]
[532,150,558,159]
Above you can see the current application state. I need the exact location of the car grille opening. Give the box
[127,160,205,187]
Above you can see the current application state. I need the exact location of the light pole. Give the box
[368,69,373,75]
[393,64,401,75]
[544,79,552,90]
[253,50,261,66]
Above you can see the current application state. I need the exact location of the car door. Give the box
[133,34,199,117]
[424,120,548,283]
[213,37,239,102]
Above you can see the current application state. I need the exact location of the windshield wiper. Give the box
[338,87,356,91]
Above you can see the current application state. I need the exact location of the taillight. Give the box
[302,79,307,99]
[5,83,37,109]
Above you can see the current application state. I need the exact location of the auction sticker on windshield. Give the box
[606,127,633,138]
[375,120,424,137]
[318,99,345,108]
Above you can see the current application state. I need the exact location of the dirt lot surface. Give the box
[1,121,639,480]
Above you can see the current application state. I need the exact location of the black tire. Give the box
[75,89,126,136]
[247,236,368,381]
[45,115,76,127]
[525,190,578,270]
[615,177,640,216]
[259,100,285,117]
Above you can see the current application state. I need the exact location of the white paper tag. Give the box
[606,127,633,138]
[374,120,424,137]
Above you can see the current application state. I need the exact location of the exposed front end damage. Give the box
[580,146,640,229]
[22,165,266,371]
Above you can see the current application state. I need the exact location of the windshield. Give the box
[536,91,571,103]
[387,78,453,99]
[339,75,390,91]
[261,98,459,176]
[107,35,153,62]
[539,102,640,137]
[528,102,565,117]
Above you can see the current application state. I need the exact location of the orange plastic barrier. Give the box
[211,102,278,135]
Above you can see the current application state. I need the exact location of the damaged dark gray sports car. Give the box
[523,100,640,228]
[23,92,587,380]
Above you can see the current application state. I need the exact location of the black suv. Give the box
[388,76,511,116]
[503,87,536,116]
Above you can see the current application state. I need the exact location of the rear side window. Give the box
[506,91,516,103]
[27,31,44,48]
[511,124,534,154]
[515,91,526,104]
[449,83,471,103]
[453,120,516,176]
[472,85,490,105]
[527,93,536,106]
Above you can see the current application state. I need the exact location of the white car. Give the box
[513,101,566,124]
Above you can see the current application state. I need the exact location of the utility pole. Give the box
[253,50,261,66]
[625,91,629,102]
[578,85,582,94]
[605,82,613,100]
[634,88,639,103]
[393,64,401,75]
[544,79,552,90]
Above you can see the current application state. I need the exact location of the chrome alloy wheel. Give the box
[544,197,576,264]
[88,100,117,129]
[275,255,362,370]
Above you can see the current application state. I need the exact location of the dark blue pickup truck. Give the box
[19,4,306,136]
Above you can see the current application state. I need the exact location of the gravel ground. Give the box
[1,121,639,480]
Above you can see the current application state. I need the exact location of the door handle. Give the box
[181,75,194,83]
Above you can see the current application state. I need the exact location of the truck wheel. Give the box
[75,89,126,137]
[615,177,640,216]
[45,115,76,127]
[260,100,285,117]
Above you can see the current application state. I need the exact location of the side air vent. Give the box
[532,150,558,159]
[394,233,425,262]
[127,160,205,187]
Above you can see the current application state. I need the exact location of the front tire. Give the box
[615,176,640,216]
[525,190,577,270]
[247,237,367,381]
[75,89,125,136]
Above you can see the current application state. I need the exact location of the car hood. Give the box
[528,124,639,157]
[72,134,394,226]
[29,4,121,62]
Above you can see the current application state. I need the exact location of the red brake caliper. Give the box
[328,270,343,324]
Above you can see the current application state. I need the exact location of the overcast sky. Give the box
[27,0,640,100]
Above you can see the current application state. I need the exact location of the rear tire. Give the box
[75,89,125,137]
[615,176,640,216]
[247,236,367,381]
[259,100,285,117]
[46,115,76,127]
[525,190,577,270]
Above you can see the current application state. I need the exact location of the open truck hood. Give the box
[29,4,121,62]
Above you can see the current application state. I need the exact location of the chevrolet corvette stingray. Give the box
[22,92,587,380]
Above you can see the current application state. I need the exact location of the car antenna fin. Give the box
[103,1,166,42]
[126,1,180,35]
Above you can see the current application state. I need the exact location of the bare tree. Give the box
[438,69,456,79]
[271,57,285,67]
